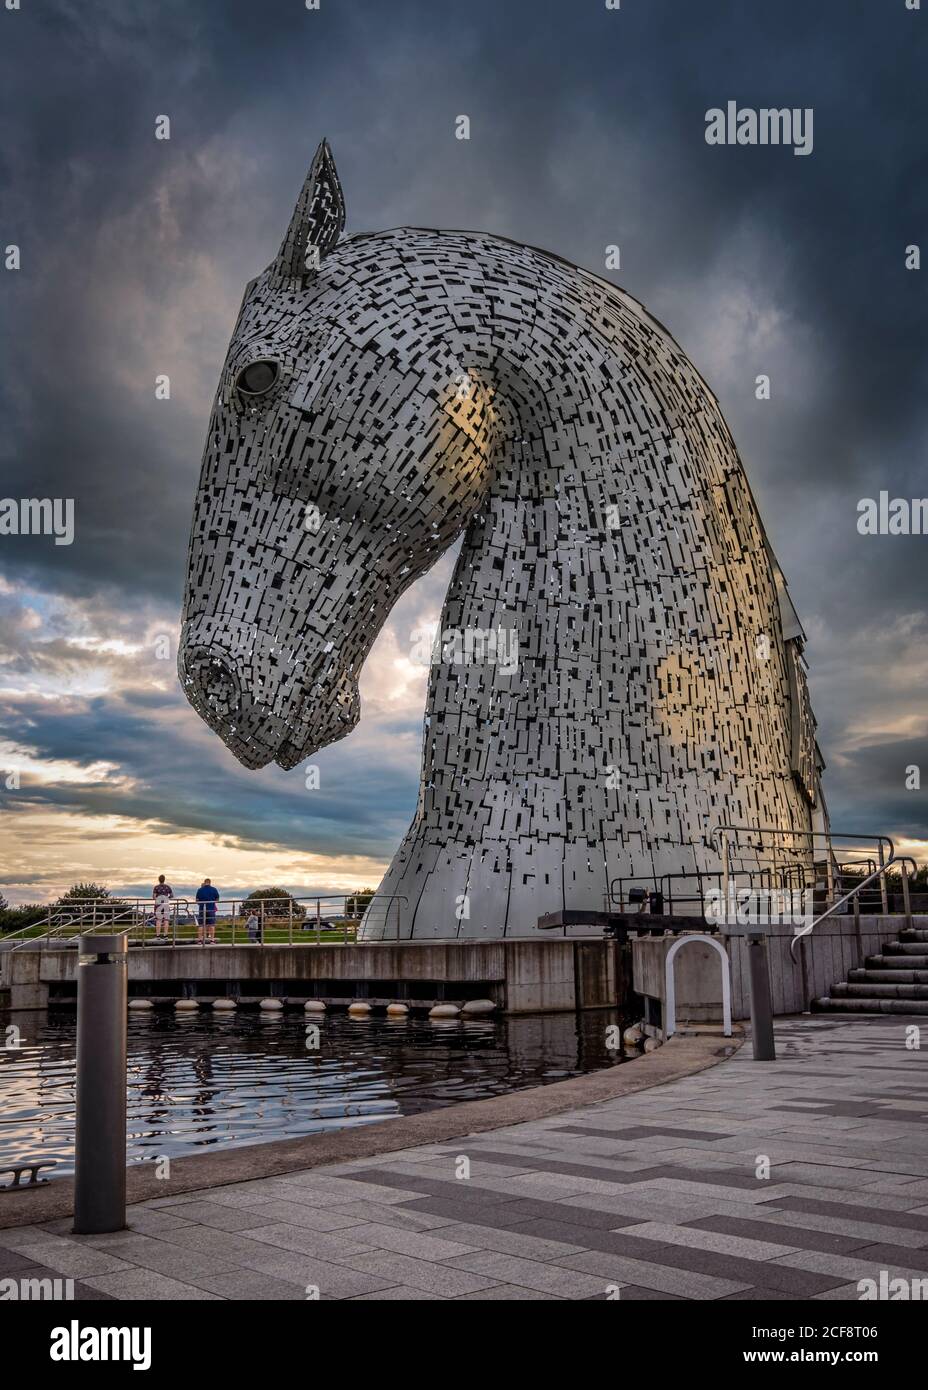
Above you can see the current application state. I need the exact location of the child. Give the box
[246,911,261,944]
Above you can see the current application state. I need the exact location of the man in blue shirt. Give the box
[196,878,220,944]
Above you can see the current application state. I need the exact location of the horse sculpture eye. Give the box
[236,359,279,396]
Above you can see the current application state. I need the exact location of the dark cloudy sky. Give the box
[0,0,925,904]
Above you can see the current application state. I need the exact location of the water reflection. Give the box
[0,1007,624,1177]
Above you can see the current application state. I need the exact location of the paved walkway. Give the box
[3,1015,928,1301]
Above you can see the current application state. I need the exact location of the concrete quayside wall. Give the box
[3,916,922,1024]
[1,938,620,1015]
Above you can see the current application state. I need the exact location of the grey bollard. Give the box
[73,931,128,1233]
[746,933,776,1061]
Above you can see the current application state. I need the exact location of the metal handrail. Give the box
[711,824,895,860]
[713,823,903,920]
[789,856,909,961]
[3,893,407,949]
[713,824,895,846]
[605,867,808,919]
[7,900,154,952]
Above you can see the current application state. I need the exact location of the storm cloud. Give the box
[1,0,926,900]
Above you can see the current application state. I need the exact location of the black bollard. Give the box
[746,933,776,1061]
[73,931,128,1233]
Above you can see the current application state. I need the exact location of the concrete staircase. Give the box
[815,926,928,1014]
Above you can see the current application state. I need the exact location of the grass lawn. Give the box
[2,920,363,945]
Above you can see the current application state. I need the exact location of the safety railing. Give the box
[605,867,801,921]
[1,893,407,949]
[835,857,921,920]
[707,822,918,961]
[600,825,921,943]
[6,900,152,952]
[606,871,717,920]
[789,853,915,961]
[712,824,897,918]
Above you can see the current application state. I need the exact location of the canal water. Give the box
[0,1008,625,1178]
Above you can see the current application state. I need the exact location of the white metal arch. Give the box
[664,935,732,1039]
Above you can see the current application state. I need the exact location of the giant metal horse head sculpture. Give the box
[179,140,825,939]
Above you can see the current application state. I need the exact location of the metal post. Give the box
[878,841,889,915]
[902,870,913,932]
[825,852,835,913]
[746,933,776,1060]
[288,897,293,946]
[798,933,811,1013]
[73,931,128,1234]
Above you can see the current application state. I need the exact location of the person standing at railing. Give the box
[152,874,173,943]
[196,878,219,945]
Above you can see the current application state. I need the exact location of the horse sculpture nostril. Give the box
[183,652,243,723]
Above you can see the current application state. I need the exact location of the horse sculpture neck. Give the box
[353,228,816,938]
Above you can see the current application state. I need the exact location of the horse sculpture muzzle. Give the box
[178,615,360,770]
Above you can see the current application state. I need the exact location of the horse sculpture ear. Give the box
[275,138,345,278]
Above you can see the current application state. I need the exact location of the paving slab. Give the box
[83,1268,223,1301]
[11,1237,132,1279]
[339,1250,501,1298]
[557,1248,751,1299]
[443,1250,612,1299]
[617,1220,799,1261]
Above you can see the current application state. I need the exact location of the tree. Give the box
[243,887,306,919]
[345,888,377,918]
[0,902,47,934]
[55,883,131,920]
[58,882,112,902]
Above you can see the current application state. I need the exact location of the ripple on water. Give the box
[0,1008,625,1177]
